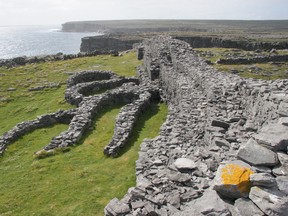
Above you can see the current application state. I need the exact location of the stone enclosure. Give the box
[1,36,288,215]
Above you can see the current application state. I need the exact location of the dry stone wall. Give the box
[0,50,119,68]
[0,70,159,158]
[104,36,288,216]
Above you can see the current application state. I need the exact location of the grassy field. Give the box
[195,47,288,80]
[0,52,168,215]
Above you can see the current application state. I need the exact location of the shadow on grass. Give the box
[32,100,162,159]
[116,101,161,157]
[77,100,162,158]
[77,103,126,146]
[0,124,69,159]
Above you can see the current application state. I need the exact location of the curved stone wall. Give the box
[0,70,159,158]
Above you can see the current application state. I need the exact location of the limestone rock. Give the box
[276,176,288,195]
[250,173,277,187]
[254,123,288,151]
[234,198,264,216]
[249,186,288,216]
[167,170,191,183]
[181,190,231,216]
[166,190,181,209]
[213,160,254,199]
[174,158,196,170]
[214,138,230,148]
[237,138,279,166]
[211,120,230,130]
[104,198,130,216]
[272,152,288,176]
[278,117,288,126]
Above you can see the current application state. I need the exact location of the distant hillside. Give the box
[62,19,288,35]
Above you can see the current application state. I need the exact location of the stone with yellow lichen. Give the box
[213,160,254,199]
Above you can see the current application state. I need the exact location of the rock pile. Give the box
[104,36,288,215]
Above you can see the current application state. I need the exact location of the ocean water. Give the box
[0,25,100,59]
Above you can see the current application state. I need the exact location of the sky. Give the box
[0,0,287,26]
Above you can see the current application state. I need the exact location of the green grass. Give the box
[0,103,167,216]
[0,52,168,215]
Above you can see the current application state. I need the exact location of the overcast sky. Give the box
[0,0,287,26]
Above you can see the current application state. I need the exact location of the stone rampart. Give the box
[104,36,288,215]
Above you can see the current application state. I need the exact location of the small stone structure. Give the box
[0,70,159,157]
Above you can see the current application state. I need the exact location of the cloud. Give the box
[0,0,287,25]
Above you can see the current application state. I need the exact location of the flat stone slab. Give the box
[234,198,264,216]
[237,138,279,167]
[276,176,288,195]
[211,120,230,130]
[249,186,288,216]
[213,160,254,199]
[272,152,288,176]
[174,158,196,170]
[254,123,288,151]
[104,198,130,216]
[250,173,276,187]
[181,190,231,216]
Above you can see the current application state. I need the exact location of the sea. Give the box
[0,25,101,59]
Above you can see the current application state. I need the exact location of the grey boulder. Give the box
[254,123,288,151]
[272,152,288,176]
[234,198,264,216]
[276,176,288,195]
[213,160,254,199]
[104,198,130,216]
[237,138,279,167]
[250,173,277,188]
[174,158,197,170]
[249,186,288,216]
[180,190,231,216]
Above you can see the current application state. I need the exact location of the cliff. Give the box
[80,35,142,53]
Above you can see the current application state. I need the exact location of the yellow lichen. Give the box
[221,164,254,194]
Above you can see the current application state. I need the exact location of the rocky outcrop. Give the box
[104,36,288,215]
[177,36,288,51]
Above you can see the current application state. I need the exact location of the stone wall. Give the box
[104,36,288,215]
[0,70,159,158]
[216,54,288,64]
[0,50,119,68]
